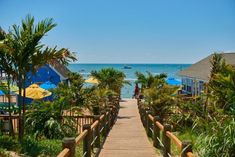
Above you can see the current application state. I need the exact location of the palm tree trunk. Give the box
[7,77,14,136]
[18,80,23,143]
[21,77,27,141]
[17,72,25,143]
[22,86,26,139]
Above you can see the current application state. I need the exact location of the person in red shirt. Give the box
[133,83,140,99]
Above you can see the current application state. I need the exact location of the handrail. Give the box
[99,114,104,120]
[75,130,88,144]
[57,148,70,157]
[187,152,195,157]
[0,115,19,118]
[57,100,120,157]
[148,114,154,121]
[63,115,95,118]
[138,100,194,157]
[91,120,99,130]
[166,131,182,149]
[155,121,164,131]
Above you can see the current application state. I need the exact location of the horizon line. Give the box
[69,62,193,65]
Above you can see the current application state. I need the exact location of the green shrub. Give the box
[195,118,235,157]
[0,135,19,151]
[0,148,10,157]
[21,136,61,157]
[25,101,77,139]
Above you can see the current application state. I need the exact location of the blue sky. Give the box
[0,0,235,63]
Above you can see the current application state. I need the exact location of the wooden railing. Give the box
[62,115,95,134]
[0,115,95,134]
[137,99,195,157]
[0,115,19,133]
[57,103,120,157]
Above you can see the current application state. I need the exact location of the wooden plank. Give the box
[166,131,182,149]
[57,148,70,157]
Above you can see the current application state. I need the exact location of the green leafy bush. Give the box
[0,135,19,151]
[195,118,235,157]
[25,101,76,139]
[0,148,10,157]
[21,136,61,157]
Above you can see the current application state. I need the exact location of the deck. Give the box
[98,99,158,157]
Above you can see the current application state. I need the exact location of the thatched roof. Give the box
[49,60,71,79]
[178,53,235,81]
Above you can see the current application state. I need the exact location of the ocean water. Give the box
[68,64,191,98]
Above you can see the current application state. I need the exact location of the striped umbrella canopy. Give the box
[16,84,52,100]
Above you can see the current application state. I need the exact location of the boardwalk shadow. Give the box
[117,116,134,119]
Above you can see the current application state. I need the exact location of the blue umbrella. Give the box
[0,90,5,96]
[166,78,181,86]
[40,81,57,90]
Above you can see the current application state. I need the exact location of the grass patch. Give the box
[0,148,11,157]
[21,136,61,157]
[0,135,64,157]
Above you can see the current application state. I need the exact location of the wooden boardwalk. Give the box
[98,99,157,157]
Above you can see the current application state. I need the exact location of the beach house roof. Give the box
[178,52,235,81]
[49,60,71,79]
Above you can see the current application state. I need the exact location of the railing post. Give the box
[109,106,115,126]
[62,137,76,157]
[141,106,145,125]
[163,124,171,157]
[153,116,161,148]
[94,115,100,148]
[83,124,92,157]
[106,109,111,133]
[146,111,152,137]
[101,111,107,137]
[143,108,147,127]
[181,140,193,157]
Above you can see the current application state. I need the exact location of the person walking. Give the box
[133,83,139,99]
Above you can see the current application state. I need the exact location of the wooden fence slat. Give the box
[166,131,182,149]
[57,148,70,157]
[75,130,88,144]
[83,124,92,157]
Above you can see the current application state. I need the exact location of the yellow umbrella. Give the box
[16,84,52,99]
[85,77,99,84]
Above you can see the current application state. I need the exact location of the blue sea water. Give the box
[68,64,191,98]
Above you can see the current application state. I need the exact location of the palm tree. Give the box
[209,62,235,113]
[0,15,77,142]
[0,27,6,40]
[0,28,16,136]
[136,72,177,119]
[91,68,129,98]
[135,71,167,92]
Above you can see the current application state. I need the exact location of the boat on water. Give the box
[123,65,132,69]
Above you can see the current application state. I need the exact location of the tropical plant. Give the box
[25,72,89,138]
[0,29,16,136]
[195,118,235,157]
[25,101,76,139]
[85,87,115,114]
[136,72,178,120]
[0,27,6,41]
[135,71,167,92]
[91,68,129,98]
[209,63,235,114]
[0,15,77,142]
[51,72,90,116]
